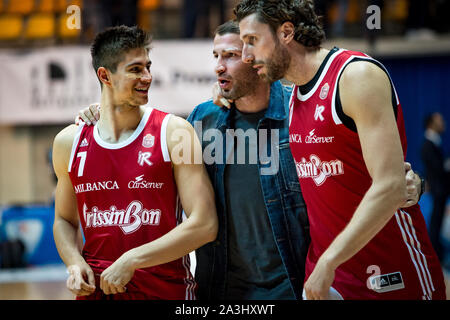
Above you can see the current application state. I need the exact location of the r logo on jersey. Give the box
[314,105,325,121]
[138,151,152,166]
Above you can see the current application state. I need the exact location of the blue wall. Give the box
[377,54,450,174]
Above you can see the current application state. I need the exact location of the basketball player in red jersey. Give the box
[235,0,446,299]
[52,26,218,300]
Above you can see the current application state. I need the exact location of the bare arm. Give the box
[100,116,218,294]
[53,127,80,264]
[53,125,96,296]
[305,61,408,299]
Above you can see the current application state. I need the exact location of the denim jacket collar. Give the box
[264,81,289,121]
[216,107,231,131]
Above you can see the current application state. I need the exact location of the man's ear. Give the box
[97,67,112,87]
[278,21,295,44]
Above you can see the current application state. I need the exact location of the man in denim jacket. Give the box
[186,20,309,300]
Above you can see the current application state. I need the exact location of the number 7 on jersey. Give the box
[77,151,87,177]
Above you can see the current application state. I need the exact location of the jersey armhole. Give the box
[333,57,399,133]
[67,123,85,172]
[161,114,172,162]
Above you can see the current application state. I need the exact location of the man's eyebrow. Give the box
[222,47,242,52]
[126,60,152,67]
[212,48,241,55]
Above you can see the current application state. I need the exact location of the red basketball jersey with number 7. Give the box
[68,107,196,300]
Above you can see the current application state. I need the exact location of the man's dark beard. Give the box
[263,45,290,82]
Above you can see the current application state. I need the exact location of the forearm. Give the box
[124,213,217,270]
[53,217,85,267]
[320,179,406,270]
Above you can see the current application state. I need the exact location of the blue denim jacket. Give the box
[187,81,310,300]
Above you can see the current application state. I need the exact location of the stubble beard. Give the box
[263,45,291,83]
[220,69,260,101]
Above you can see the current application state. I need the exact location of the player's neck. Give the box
[234,81,271,113]
[284,44,329,86]
[97,94,145,143]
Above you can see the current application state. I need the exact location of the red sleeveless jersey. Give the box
[68,107,196,300]
[289,48,445,299]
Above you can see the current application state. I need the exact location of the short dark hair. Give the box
[215,20,240,36]
[424,112,439,129]
[234,0,325,48]
[90,25,152,80]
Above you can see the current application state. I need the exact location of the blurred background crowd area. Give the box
[0,0,450,47]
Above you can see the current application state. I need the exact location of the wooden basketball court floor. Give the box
[0,264,449,300]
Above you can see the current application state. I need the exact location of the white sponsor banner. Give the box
[0,40,216,124]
